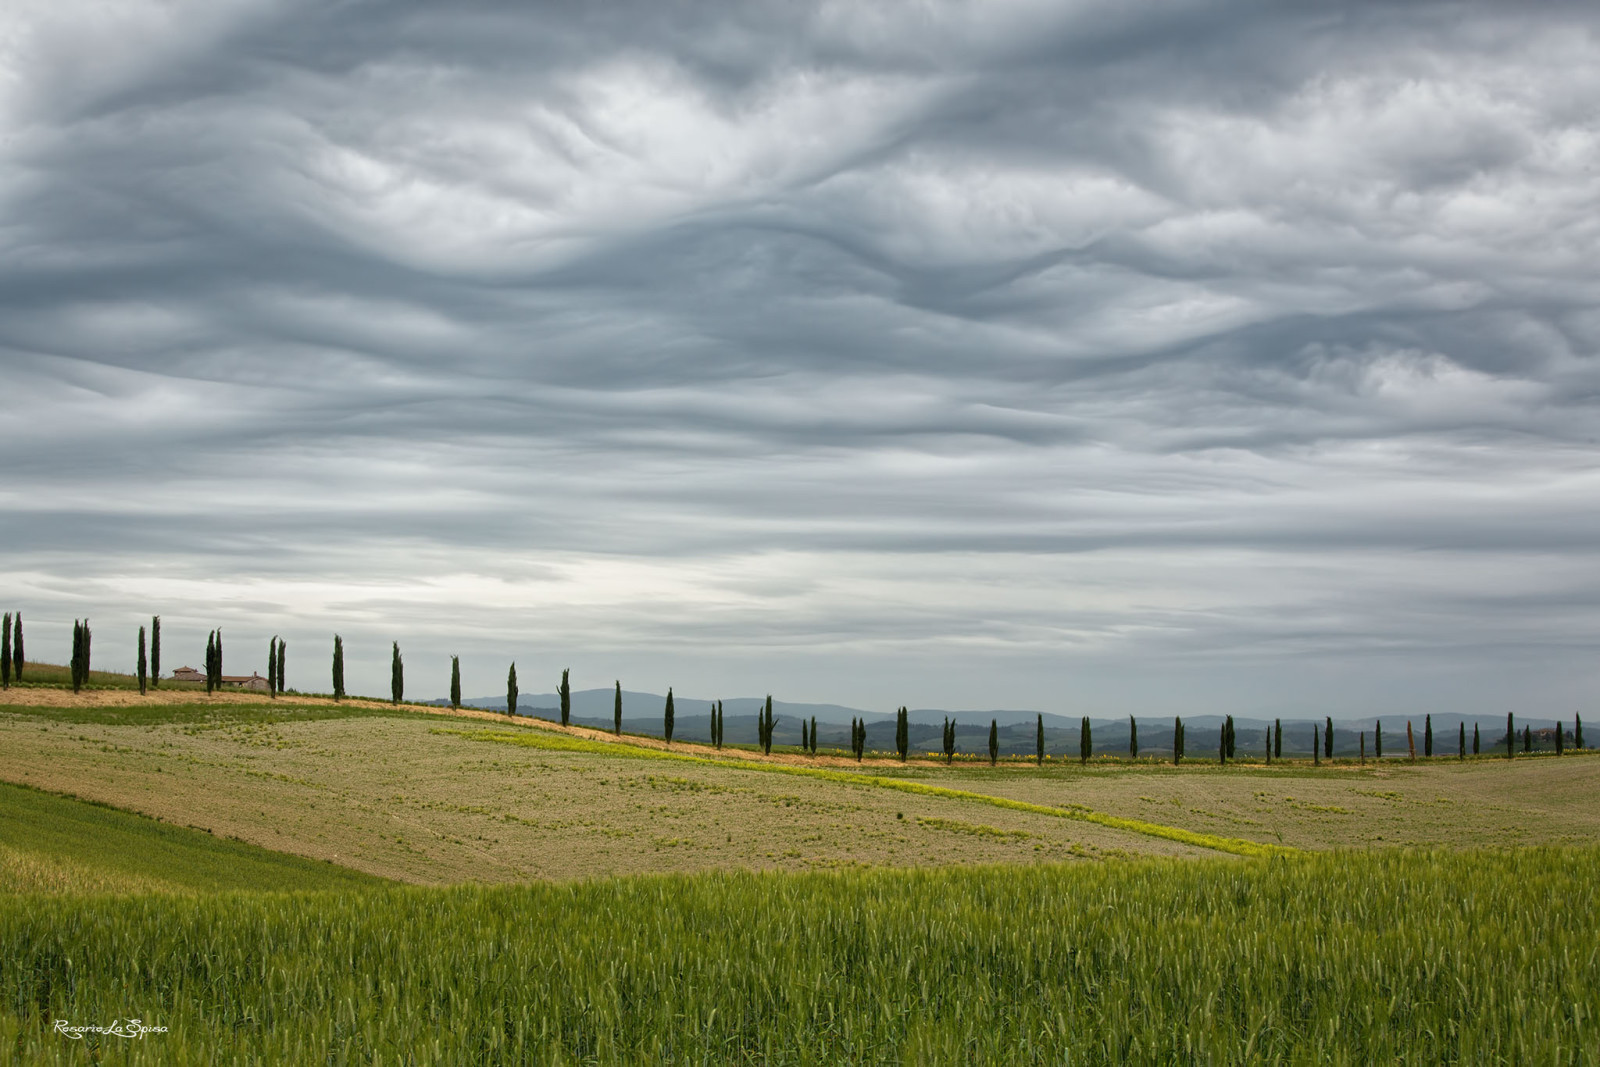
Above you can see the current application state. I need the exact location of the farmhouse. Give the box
[168,666,270,692]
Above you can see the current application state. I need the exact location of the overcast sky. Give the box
[4,1,1599,716]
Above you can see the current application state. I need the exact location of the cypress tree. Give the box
[1313,725,1320,767]
[1524,725,1531,753]
[560,669,571,726]
[1406,720,1415,762]
[149,616,160,688]
[1081,716,1092,765]
[1224,715,1235,760]
[214,629,222,690]
[507,662,518,716]
[1424,714,1433,758]
[276,638,286,695]
[765,696,776,756]
[1473,722,1480,754]
[1507,713,1514,758]
[450,656,461,709]
[1274,718,1282,759]
[1265,727,1271,764]
[1174,716,1183,765]
[1359,732,1365,763]
[1036,714,1044,765]
[1459,722,1465,760]
[70,620,82,692]
[1375,721,1383,760]
[332,635,344,701]
[10,613,21,681]
[810,715,818,755]
[1576,714,1584,750]
[664,688,674,744]
[268,637,278,698]
[614,681,623,735]
[1,611,10,689]
[137,625,147,695]
[802,718,810,753]
[1129,716,1138,759]
[1556,720,1564,756]
[205,630,216,695]
[1218,720,1225,765]
[1325,717,1333,760]
[895,706,908,762]
[988,718,999,766]
[84,619,93,690]
[390,642,403,704]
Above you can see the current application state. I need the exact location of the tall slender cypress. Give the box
[1,611,10,689]
[1406,720,1415,761]
[1036,714,1044,765]
[275,638,286,694]
[1359,733,1365,763]
[1375,721,1383,759]
[895,706,908,762]
[1524,725,1532,753]
[1507,713,1514,758]
[1576,714,1584,750]
[1274,718,1282,759]
[390,642,403,704]
[1473,722,1480,755]
[810,715,818,755]
[450,656,461,709]
[1081,716,1092,765]
[1129,716,1138,759]
[1325,717,1333,759]
[614,682,623,735]
[70,620,82,692]
[802,718,809,753]
[1265,727,1271,764]
[764,696,776,756]
[268,637,278,698]
[214,629,222,690]
[507,663,518,717]
[1313,725,1320,766]
[1217,720,1225,765]
[205,630,216,695]
[712,700,721,748]
[10,613,21,681]
[149,616,160,688]
[988,719,999,765]
[1224,715,1235,760]
[664,688,674,744]
[1459,722,1466,760]
[332,635,344,701]
[1556,720,1564,756]
[137,625,147,695]
[1174,716,1183,765]
[1424,714,1433,758]
[560,669,571,726]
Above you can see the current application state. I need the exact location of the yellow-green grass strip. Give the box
[438,727,1293,859]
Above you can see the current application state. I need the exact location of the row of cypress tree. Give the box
[203,629,222,693]
[70,619,92,692]
[1,612,23,689]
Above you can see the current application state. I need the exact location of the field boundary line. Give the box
[438,727,1294,859]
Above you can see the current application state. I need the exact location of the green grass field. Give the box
[4,684,1599,1062]
[2,847,1594,1063]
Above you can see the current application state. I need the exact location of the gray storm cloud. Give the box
[3,1,1599,715]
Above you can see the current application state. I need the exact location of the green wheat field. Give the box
[2,670,1597,1064]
